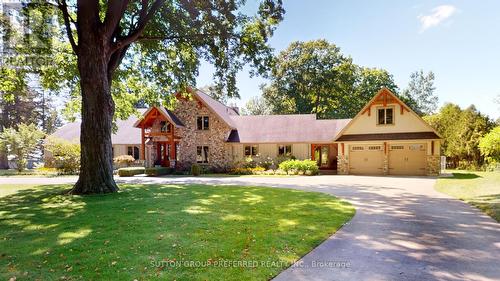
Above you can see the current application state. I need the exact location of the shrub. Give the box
[118,167,145,177]
[274,155,295,168]
[230,166,265,175]
[278,159,319,175]
[191,164,201,176]
[145,167,172,176]
[0,123,45,172]
[256,156,274,170]
[44,136,80,174]
[114,155,135,167]
[242,157,257,168]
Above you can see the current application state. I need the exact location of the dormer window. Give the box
[197,116,209,130]
[377,108,393,125]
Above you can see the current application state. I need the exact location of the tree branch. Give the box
[103,0,131,37]
[136,32,228,41]
[57,0,78,54]
[109,0,165,54]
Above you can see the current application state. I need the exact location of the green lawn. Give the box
[0,169,61,177]
[435,170,500,222]
[0,184,354,280]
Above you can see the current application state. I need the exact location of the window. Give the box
[278,145,292,156]
[244,145,258,156]
[368,146,382,151]
[351,146,364,151]
[377,108,394,125]
[409,144,425,151]
[197,116,209,130]
[127,146,140,160]
[197,146,209,163]
[390,145,404,150]
[160,121,171,133]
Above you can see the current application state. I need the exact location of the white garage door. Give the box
[349,145,384,175]
[389,143,427,175]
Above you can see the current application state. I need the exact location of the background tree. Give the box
[199,84,229,104]
[0,123,45,171]
[479,126,500,168]
[241,95,271,115]
[401,70,438,115]
[425,103,494,168]
[25,0,284,194]
[262,40,399,119]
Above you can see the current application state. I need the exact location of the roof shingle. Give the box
[51,109,146,145]
[227,114,351,143]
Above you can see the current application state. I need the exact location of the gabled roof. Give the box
[227,114,351,143]
[133,106,184,128]
[51,109,146,145]
[333,87,442,141]
[188,88,238,129]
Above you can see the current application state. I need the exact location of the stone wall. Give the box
[173,97,233,171]
[427,156,440,176]
[337,155,348,175]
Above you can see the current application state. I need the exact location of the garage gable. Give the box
[334,88,441,140]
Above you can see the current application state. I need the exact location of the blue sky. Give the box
[196,0,500,119]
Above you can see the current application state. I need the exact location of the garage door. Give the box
[349,145,384,175]
[389,143,427,175]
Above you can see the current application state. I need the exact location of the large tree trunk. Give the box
[70,38,118,194]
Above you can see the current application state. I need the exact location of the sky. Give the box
[196,0,500,119]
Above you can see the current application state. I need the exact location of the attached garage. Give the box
[388,143,427,176]
[349,144,384,175]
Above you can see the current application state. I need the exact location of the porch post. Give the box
[170,126,176,164]
[311,144,315,160]
[140,125,145,160]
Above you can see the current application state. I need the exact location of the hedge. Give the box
[145,167,173,176]
[118,167,145,177]
[278,159,319,175]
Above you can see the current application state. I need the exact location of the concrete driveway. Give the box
[1,175,499,281]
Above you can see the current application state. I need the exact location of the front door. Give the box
[156,142,168,166]
[314,146,330,168]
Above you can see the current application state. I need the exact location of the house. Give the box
[49,108,146,161]
[50,87,442,176]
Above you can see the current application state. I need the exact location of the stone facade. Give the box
[337,155,349,175]
[173,97,233,171]
[427,156,441,176]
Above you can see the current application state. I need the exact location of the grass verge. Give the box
[435,170,500,222]
[0,183,354,280]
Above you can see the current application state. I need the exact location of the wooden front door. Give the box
[156,142,169,167]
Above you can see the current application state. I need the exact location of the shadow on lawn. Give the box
[451,172,481,179]
[0,183,353,280]
[469,193,500,222]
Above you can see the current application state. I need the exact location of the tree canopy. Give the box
[401,70,438,116]
[425,103,494,168]
[261,40,398,119]
[479,126,500,167]
[241,95,271,115]
[14,0,285,194]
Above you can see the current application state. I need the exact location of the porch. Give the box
[133,107,185,168]
[311,143,338,171]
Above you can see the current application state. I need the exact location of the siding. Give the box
[344,104,432,135]
[231,143,311,161]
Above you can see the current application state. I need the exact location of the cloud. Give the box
[418,5,457,32]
